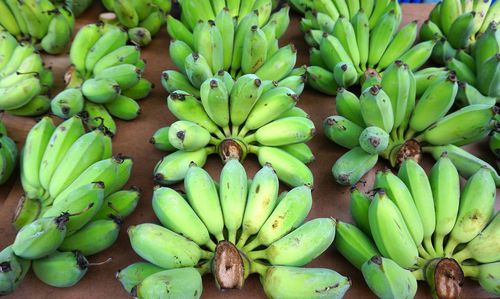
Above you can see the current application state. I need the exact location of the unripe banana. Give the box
[139,9,164,37]
[359,85,394,133]
[168,120,212,152]
[40,12,72,55]
[306,65,337,95]
[333,16,360,69]
[254,146,314,188]
[150,127,176,152]
[200,78,229,129]
[229,74,264,128]
[153,148,209,185]
[335,88,364,126]
[278,143,314,164]
[231,11,259,74]
[94,187,140,220]
[334,221,379,270]
[161,70,199,97]
[368,10,399,68]
[116,262,165,294]
[6,95,50,117]
[93,45,141,74]
[214,9,234,71]
[380,61,413,129]
[332,146,378,186]
[359,126,389,154]
[456,81,496,107]
[477,53,500,97]
[461,262,500,296]
[32,251,88,287]
[414,68,448,98]
[429,153,460,256]
[420,20,443,41]
[255,44,297,81]
[441,0,462,35]
[59,217,121,256]
[277,106,309,119]
[104,95,141,120]
[197,21,224,73]
[447,57,476,86]
[82,78,121,104]
[377,21,418,71]
[248,218,335,267]
[248,117,315,146]
[51,88,85,119]
[84,26,127,73]
[349,189,371,237]
[0,134,17,185]
[448,11,476,49]
[122,78,153,100]
[0,246,30,295]
[128,223,212,269]
[128,27,152,47]
[152,186,215,250]
[361,256,418,299]
[113,0,139,28]
[132,267,203,299]
[368,190,419,269]
[95,64,142,90]
[320,34,353,73]
[323,115,363,149]
[260,266,350,299]
[351,10,369,71]
[444,167,496,256]
[333,62,358,88]
[0,76,42,110]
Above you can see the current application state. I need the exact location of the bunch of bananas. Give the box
[0,120,17,185]
[0,115,138,295]
[119,160,350,298]
[0,30,54,116]
[324,60,499,186]
[0,0,75,54]
[50,23,153,135]
[166,4,293,81]
[100,0,171,46]
[290,0,434,95]
[154,71,314,188]
[335,156,499,298]
[421,0,499,63]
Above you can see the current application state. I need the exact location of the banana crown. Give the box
[124,160,348,298]
[337,157,498,298]
[156,72,314,187]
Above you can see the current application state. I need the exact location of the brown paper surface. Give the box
[0,3,498,298]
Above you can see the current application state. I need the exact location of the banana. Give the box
[416,104,495,146]
[447,57,476,86]
[409,73,458,134]
[333,62,358,88]
[246,117,315,146]
[306,65,337,95]
[368,190,419,268]
[254,146,314,188]
[0,246,30,295]
[259,266,350,299]
[444,167,496,256]
[431,38,457,65]
[153,148,209,185]
[122,78,153,100]
[0,76,41,110]
[12,214,69,259]
[21,117,55,198]
[94,187,140,220]
[132,268,203,299]
[215,9,234,71]
[398,158,436,256]
[491,131,500,158]
[196,21,224,73]
[335,88,364,126]
[116,262,165,294]
[242,25,268,74]
[359,85,394,133]
[83,101,117,135]
[0,30,18,70]
[40,11,72,55]
[128,223,212,269]
[359,126,389,154]
[453,212,500,263]
[448,11,476,49]
[429,152,460,256]
[461,262,500,296]
[161,70,200,96]
[150,127,176,152]
[320,34,353,73]
[59,217,121,256]
[368,10,398,68]
[332,16,360,70]
[237,163,279,247]
[477,53,500,97]
[414,68,448,98]
[374,170,424,247]
[152,186,215,250]
[247,218,335,267]
[219,159,248,244]
[351,10,370,71]
[277,106,309,119]
[419,20,443,41]
[6,95,50,117]
[0,1,21,37]
[166,15,194,49]
[349,189,372,237]
[361,256,418,299]
[255,44,297,81]
[471,0,491,36]
[332,146,378,186]
[424,258,464,299]
[93,45,141,74]
[32,251,87,288]
[229,74,264,130]
[113,0,139,28]
[0,43,35,77]
[323,115,364,149]
[200,78,229,130]
[398,40,436,72]
[243,186,312,252]
[51,88,85,119]
[95,64,142,90]
[441,0,462,35]
[335,221,379,270]
[455,50,476,74]
[18,0,49,40]
[184,52,214,89]
[131,0,153,22]
[85,26,128,72]
[378,21,418,71]
[82,78,121,104]
[70,23,103,73]
[278,143,314,164]
[105,95,141,120]
[139,9,164,37]
[380,61,413,129]
[231,11,259,75]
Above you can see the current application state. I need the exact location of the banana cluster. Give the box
[290,0,434,95]
[0,120,17,185]
[0,0,75,54]
[0,115,138,295]
[325,61,499,186]
[50,23,153,135]
[100,0,171,46]
[154,71,314,188]
[0,30,54,116]
[166,4,293,81]
[120,160,350,298]
[335,156,499,298]
[421,0,499,63]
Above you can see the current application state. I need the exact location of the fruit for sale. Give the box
[0,120,17,184]
[336,157,498,298]
[0,246,30,296]
[325,62,498,186]
[154,73,314,188]
[50,23,153,134]
[121,161,348,298]
[32,251,88,288]
[0,2,76,54]
[291,0,434,94]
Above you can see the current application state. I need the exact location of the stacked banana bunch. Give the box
[165,3,294,84]
[50,23,153,135]
[0,120,17,185]
[119,161,350,298]
[334,156,499,298]
[324,60,499,186]
[0,0,75,54]
[0,115,138,295]
[421,0,498,63]
[0,30,54,116]
[154,71,314,188]
[290,0,434,95]
[100,0,171,46]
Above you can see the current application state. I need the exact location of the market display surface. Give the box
[0,1,498,299]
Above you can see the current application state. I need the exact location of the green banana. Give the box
[116,262,165,294]
[32,251,88,287]
[153,148,209,185]
[323,115,363,149]
[334,221,379,270]
[332,146,378,186]
[94,187,140,220]
[132,267,203,299]
[359,85,394,133]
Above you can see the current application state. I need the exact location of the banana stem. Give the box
[421,146,432,154]
[215,233,225,243]
[232,125,240,136]
[416,257,428,268]
[222,126,231,137]
[404,128,416,140]
[214,130,226,140]
[250,261,269,277]
[423,236,437,257]
[196,260,212,276]
[228,230,237,245]
[248,145,260,154]
[238,126,249,138]
[390,128,398,142]
[205,240,217,252]
[201,249,214,260]
[412,268,425,281]
[209,137,222,146]
[418,244,431,260]
[451,248,470,264]
[443,238,459,257]
[460,264,479,278]
[243,134,256,144]
[433,234,445,257]
[236,231,250,248]
[242,238,261,253]
[205,146,217,155]
[247,250,266,261]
